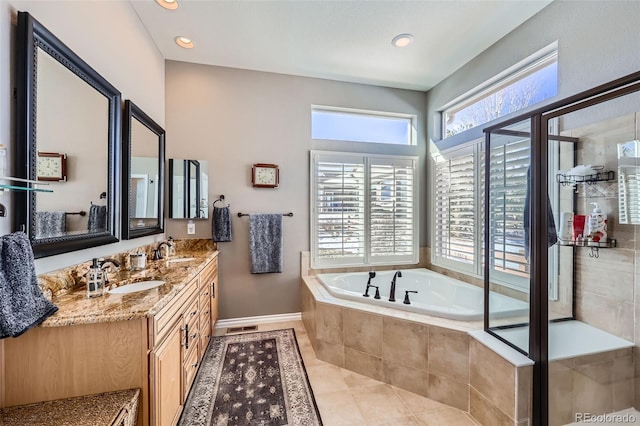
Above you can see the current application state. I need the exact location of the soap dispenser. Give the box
[587,202,608,243]
[86,258,105,298]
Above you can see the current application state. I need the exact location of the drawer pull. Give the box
[191,332,198,340]
[211,282,215,298]
[192,361,198,368]
[191,310,197,316]
[181,324,190,349]
[204,310,209,315]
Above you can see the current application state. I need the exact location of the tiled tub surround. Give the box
[301,275,534,425]
[36,239,217,327]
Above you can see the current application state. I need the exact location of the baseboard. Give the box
[215,312,302,330]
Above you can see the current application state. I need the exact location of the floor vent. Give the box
[226,325,258,334]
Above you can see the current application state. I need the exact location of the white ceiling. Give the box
[130,0,552,91]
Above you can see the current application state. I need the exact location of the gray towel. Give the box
[249,214,283,274]
[88,204,107,233]
[212,206,232,242]
[0,232,58,338]
[35,211,66,238]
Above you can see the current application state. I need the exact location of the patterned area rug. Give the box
[179,328,323,426]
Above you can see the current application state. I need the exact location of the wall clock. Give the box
[36,151,67,181]
[252,163,279,188]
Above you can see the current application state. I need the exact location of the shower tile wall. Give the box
[561,111,640,412]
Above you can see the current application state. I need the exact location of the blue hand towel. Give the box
[212,206,232,242]
[35,211,66,238]
[0,232,58,338]
[88,204,107,233]
[249,214,283,274]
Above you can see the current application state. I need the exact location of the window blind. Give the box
[314,157,366,262]
[433,150,477,267]
[311,152,418,268]
[488,138,530,279]
[370,159,416,259]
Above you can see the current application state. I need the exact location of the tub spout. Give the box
[389,271,402,302]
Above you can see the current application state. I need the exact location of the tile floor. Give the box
[217,320,480,426]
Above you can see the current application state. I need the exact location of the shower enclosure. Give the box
[484,71,640,425]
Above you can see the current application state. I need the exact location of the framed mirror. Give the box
[168,159,209,219]
[15,11,121,257]
[122,100,165,239]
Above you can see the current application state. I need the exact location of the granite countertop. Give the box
[0,388,140,426]
[40,249,218,328]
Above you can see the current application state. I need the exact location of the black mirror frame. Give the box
[14,11,121,258]
[168,159,205,219]
[122,100,165,239]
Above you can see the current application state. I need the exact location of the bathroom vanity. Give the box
[0,247,219,426]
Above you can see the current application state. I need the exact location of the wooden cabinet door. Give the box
[151,321,183,426]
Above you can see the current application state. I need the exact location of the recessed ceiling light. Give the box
[155,0,178,10]
[175,36,194,49]
[392,33,414,48]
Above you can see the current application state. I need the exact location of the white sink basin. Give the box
[166,257,197,264]
[108,280,165,294]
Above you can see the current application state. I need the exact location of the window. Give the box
[442,45,558,138]
[312,106,416,145]
[311,151,418,268]
[433,138,531,288]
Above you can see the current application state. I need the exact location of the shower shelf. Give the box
[558,238,616,258]
[0,184,53,193]
[0,176,53,193]
[556,170,615,186]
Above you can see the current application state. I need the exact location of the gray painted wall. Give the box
[165,61,427,319]
[0,1,167,273]
[424,0,640,247]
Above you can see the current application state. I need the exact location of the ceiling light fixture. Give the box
[175,36,194,49]
[392,33,414,48]
[155,0,178,10]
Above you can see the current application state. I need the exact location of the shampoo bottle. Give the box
[587,203,607,243]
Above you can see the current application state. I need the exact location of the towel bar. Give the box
[65,210,87,216]
[237,212,293,217]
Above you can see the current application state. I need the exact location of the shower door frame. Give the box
[483,70,640,426]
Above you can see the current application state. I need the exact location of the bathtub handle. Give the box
[403,290,418,305]
[363,284,381,299]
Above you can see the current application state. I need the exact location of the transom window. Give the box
[311,151,419,268]
[311,106,416,145]
[442,44,558,138]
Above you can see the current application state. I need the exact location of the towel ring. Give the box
[213,195,228,208]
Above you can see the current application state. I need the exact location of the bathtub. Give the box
[316,268,528,321]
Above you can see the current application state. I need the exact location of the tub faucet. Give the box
[389,271,402,302]
[363,271,377,297]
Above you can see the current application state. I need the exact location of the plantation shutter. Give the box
[488,138,530,279]
[433,148,477,269]
[311,152,418,268]
[312,154,366,265]
[370,158,416,262]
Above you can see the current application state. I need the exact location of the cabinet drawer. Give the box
[183,342,200,400]
[152,277,197,346]
[199,320,211,359]
[200,258,218,293]
[182,296,199,354]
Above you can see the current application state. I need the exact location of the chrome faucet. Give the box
[389,271,402,302]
